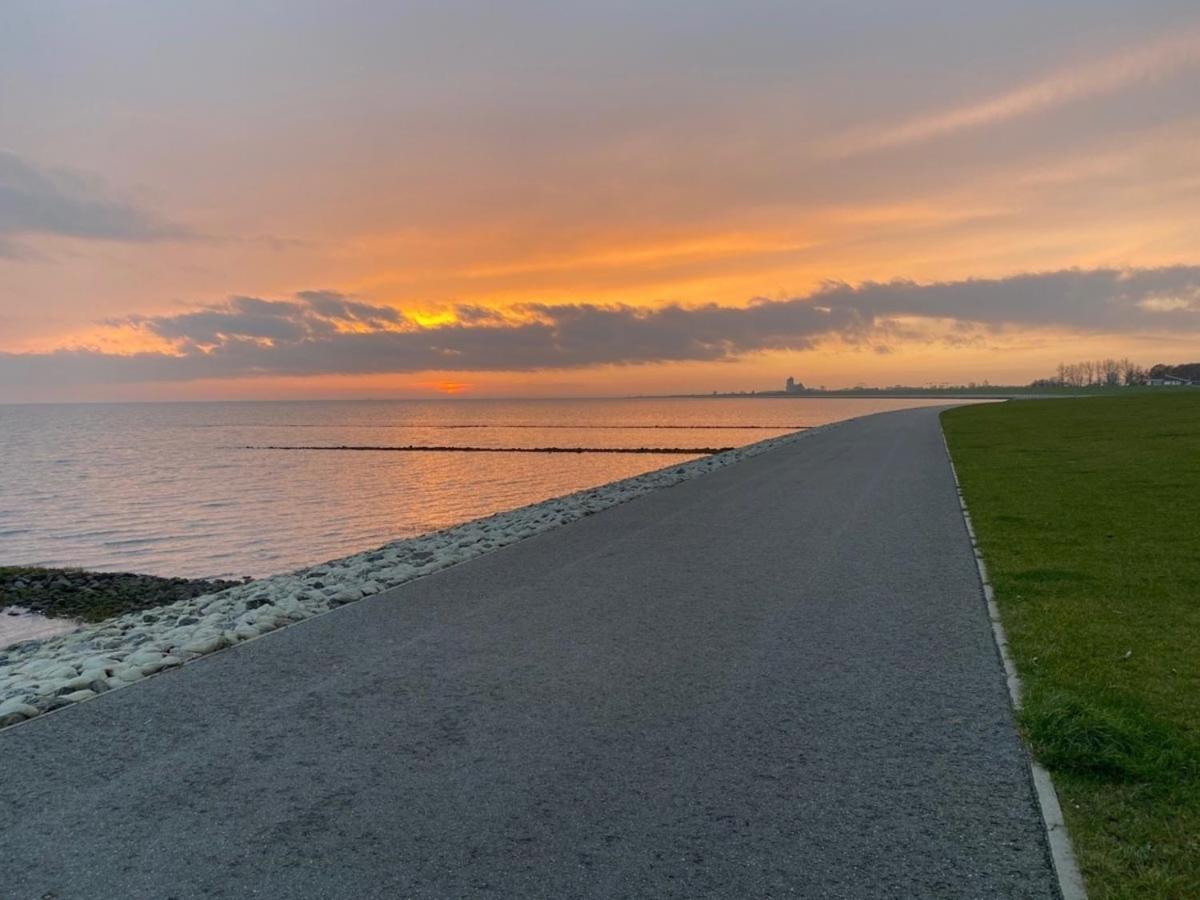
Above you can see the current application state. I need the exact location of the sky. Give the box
[2,0,1199,401]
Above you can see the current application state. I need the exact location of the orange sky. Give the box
[2,4,1199,401]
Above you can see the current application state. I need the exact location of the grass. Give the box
[942,394,1200,899]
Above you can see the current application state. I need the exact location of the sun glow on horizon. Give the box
[417,380,472,395]
[2,5,1199,402]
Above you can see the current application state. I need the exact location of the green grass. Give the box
[699,385,1194,400]
[942,395,1200,899]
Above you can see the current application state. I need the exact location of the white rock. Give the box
[0,699,39,724]
[18,659,60,676]
[140,656,180,675]
[0,696,36,715]
[113,666,145,684]
[181,633,225,655]
[126,648,166,667]
[82,656,120,672]
[59,673,101,692]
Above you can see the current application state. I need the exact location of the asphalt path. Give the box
[1,406,1059,898]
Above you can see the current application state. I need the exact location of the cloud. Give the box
[824,30,1200,157]
[114,292,409,348]
[3,268,1200,387]
[296,291,406,326]
[0,150,189,256]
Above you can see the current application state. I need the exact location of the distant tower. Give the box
[785,376,795,393]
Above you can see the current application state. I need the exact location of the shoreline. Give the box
[1,403,1062,897]
[1,568,246,625]
[0,423,825,727]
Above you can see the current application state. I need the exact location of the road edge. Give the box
[939,423,1088,900]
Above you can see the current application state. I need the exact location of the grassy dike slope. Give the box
[942,395,1200,898]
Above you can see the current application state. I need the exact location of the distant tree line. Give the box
[1032,360,1200,388]
[1150,362,1200,382]
[1032,358,1147,388]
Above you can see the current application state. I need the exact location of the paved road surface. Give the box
[1,407,1059,898]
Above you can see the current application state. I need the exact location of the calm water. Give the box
[0,398,956,579]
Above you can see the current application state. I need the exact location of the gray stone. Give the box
[113,666,145,684]
[0,698,38,725]
[60,673,100,692]
[331,587,362,604]
[140,656,181,675]
[126,648,165,667]
[181,634,225,656]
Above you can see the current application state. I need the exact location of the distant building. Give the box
[785,377,804,394]
[1147,363,1200,385]
[1149,374,1193,386]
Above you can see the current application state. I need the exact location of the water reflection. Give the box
[0,397,959,579]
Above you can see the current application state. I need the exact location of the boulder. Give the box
[140,656,181,675]
[181,633,225,656]
[126,648,166,668]
[0,698,39,726]
[331,586,363,605]
[59,673,100,692]
[42,663,79,681]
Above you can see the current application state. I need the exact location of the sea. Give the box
[0,397,958,580]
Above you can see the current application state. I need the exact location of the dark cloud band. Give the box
[2,266,1198,387]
